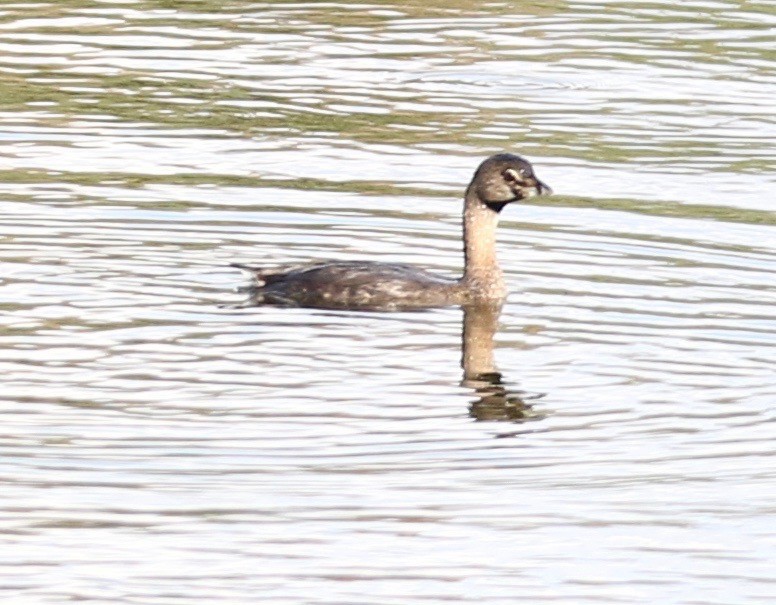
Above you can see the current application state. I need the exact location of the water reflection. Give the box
[1,1,775,603]
[461,303,546,422]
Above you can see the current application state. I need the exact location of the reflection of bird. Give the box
[460,303,547,424]
[465,371,547,423]
[232,154,551,311]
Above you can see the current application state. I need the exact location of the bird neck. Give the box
[461,186,504,293]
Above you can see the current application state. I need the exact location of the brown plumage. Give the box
[232,153,551,311]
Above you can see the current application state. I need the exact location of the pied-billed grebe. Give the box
[232,153,551,310]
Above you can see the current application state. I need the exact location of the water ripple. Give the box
[1,1,774,604]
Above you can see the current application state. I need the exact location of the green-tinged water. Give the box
[1,2,774,604]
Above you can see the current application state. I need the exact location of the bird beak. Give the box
[519,178,552,199]
[535,179,552,196]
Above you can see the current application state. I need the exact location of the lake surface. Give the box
[1,1,774,603]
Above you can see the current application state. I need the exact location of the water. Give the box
[1,1,774,603]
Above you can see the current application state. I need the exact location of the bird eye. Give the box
[503,167,528,183]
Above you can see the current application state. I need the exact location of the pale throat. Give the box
[462,192,503,287]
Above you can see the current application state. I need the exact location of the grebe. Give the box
[232,153,551,311]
